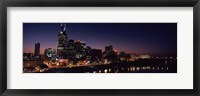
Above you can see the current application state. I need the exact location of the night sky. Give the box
[23,23,177,56]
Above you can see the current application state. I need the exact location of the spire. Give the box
[60,23,66,32]
[58,23,67,36]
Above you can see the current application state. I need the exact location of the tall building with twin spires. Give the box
[56,23,91,60]
[57,23,68,57]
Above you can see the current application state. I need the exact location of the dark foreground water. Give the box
[45,59,177,73]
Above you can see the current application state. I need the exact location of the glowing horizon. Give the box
[23,23,177,56]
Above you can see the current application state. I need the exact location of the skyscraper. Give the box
[105,45,113,54]
[57,23,68,57]
[44,48,57,60]
[34,42,40,56]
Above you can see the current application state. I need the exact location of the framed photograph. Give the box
[0,0,199,96]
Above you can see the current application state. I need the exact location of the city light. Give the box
[23,23,177,73]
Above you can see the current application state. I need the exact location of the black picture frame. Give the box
[0,0,199,96]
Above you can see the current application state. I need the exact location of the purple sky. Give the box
[23,23,177,56]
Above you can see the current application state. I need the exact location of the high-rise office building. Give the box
[57,23,68,57]
[105,45,113,54]
[34,42,40,56]
[44,48,57,60]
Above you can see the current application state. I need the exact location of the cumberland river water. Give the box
[44,59,177,73]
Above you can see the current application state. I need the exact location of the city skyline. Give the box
[23,23,177,56]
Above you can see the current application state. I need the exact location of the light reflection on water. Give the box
[45,60,176,73]
[94,66,171,73]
